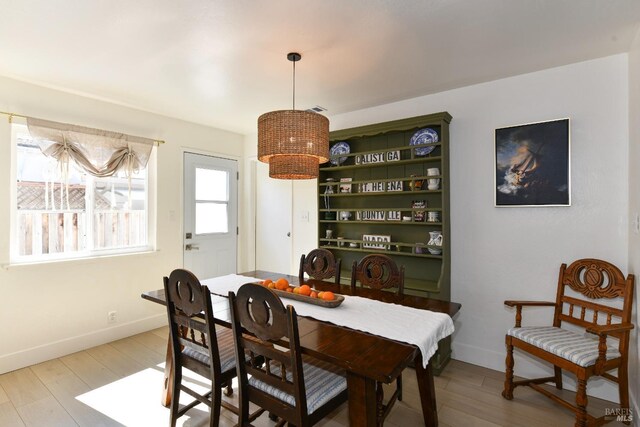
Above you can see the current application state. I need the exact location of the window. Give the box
[12,123,152,262]
[195,167,229,234]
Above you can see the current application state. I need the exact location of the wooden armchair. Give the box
[299,248,342,284]
[503,258,635,427]
[229,283,348,427]
[351,254,405,425]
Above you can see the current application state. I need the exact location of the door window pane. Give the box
[195,168,228,201]
[195,202,228,234]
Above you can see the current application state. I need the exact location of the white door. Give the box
[183,152,238,278]
[255,161,293,274]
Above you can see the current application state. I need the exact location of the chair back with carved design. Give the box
[351,254,405,295]
[164,268,239,426]
[229,283,347,427]
[553,259,633,351]
[299,249,342,284]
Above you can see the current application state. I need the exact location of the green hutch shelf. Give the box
[318,111,453,372]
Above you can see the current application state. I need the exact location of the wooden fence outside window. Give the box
[16,210,146,256]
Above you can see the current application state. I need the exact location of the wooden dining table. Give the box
[141,270,461,427]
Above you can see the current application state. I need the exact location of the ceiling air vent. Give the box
[306,105,327,113]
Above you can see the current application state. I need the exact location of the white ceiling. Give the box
[0,0,639,135]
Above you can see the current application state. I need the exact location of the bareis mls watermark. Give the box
[604,408,633,422]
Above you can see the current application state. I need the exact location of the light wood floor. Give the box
[0,327,627,427]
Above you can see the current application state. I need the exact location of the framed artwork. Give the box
[495,118,570,206]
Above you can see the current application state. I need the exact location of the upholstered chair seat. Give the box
[507,326,621,367]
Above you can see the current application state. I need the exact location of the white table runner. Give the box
[202,274,455,367]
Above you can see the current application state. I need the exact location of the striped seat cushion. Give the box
[182,326,237,373]
[507,326,621,367]
[249,358,347,414]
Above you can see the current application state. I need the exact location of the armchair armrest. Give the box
[586,323,634,337]
[504,300,556,307]
[504,300,556,328]
[585,323,634,374]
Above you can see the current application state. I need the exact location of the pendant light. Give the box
[257,52,329,179]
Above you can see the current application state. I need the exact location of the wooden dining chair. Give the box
[163,269,240,427]
[229,283,348,427]
[350,253,405,425]
[503,258,635,427]
[299,248,342,284]
[351,254,405,295]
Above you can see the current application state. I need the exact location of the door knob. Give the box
[185,244,200,251]
[287,232,291,237]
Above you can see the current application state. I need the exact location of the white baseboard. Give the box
[0,314,166,375]
[452,340,620,403]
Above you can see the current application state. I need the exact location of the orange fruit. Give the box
[317,291,325,299]
[298,285,311,296]
[275,278,289,290]
[267,282,276,289]
[310,291,318,299]
[321,291,335,301]
[293,287,301,294]
[286,287,293,293]
[262,279,273,287]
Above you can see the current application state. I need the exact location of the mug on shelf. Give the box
[427,178,440,190]
[427,167,440,176]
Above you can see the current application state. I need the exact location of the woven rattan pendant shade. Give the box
[257,53,329,179]
[258,110,329,179]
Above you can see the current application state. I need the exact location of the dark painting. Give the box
[495,118,570,206]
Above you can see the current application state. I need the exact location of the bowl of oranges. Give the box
[258,278,344,308]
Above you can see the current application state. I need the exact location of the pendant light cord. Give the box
[292,59,296,110]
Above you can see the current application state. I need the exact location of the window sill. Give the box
[2,248,159,270]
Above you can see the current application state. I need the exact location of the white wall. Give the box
[627,28,640,417]
[0,76,247,372]
[297,55,629,402]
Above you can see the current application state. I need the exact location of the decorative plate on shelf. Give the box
[409,128,439,156]
[330,141,350,165]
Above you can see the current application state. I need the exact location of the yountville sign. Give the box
[357,210,386,221]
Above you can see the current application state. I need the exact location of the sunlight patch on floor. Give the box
[75,363,213,427]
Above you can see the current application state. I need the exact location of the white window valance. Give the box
[26,117,157,209]
[26,117,156,178]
